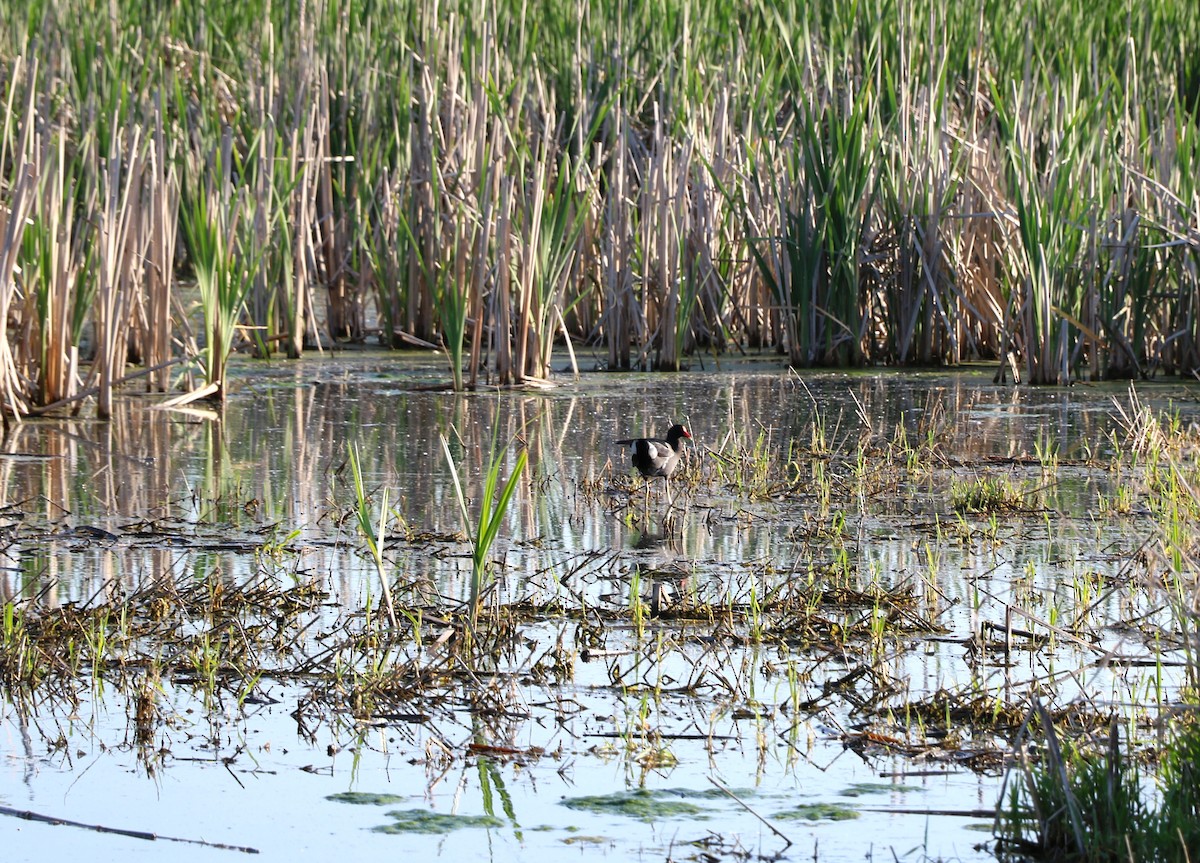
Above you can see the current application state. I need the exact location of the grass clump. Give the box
[951,473,1030,513]
[996,716,1200,862]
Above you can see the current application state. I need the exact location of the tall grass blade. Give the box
[348,442,398,628]
[439,426,527,628]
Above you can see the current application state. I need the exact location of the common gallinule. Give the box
[616,424,692,508]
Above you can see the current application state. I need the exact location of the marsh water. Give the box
[1,352,1196,862]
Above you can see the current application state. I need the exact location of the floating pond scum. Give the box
[1,359,1199,862]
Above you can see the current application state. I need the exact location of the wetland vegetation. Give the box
[0,0,1198,413]
[0,363,1199,862]
[2,0,1200,860]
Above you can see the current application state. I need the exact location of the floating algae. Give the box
[326,792,407,806]
[774,803,860,821]
[560,789,711,822]
[838,782,922,798]
[374,809,504,834]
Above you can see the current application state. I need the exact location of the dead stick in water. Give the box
[707,776,792,849]
[27,356,189,416]
[0,804,259,854]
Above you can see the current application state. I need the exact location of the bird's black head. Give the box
[666,424,691,444]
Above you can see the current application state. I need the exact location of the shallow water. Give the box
[1,353,1196,862]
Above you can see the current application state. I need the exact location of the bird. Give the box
[616,424,692,511]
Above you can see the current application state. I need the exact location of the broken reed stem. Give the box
[31,356,187,415]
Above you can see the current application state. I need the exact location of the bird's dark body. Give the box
[616,424,691,479]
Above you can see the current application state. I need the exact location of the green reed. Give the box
[181,163,252,401]
[440,425,528,627]
[348,442,399,628]
[433,210,470,392]
[998,714,1200,863]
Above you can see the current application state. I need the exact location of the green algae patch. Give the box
[374,809,503,834]
[326,791,407,806]
[774,803,860,822]
[839,783,921,798]
[665,786,757,800]
[560,789,711,822]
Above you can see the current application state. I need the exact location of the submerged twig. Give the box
[707,776,792,849]
[0,804,259,854]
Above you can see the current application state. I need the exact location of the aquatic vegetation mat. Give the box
[373,809,504,834]
[327,792,408,806]
[838,782,922,798]
[559,789,712,822]
[773,803,860,822]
